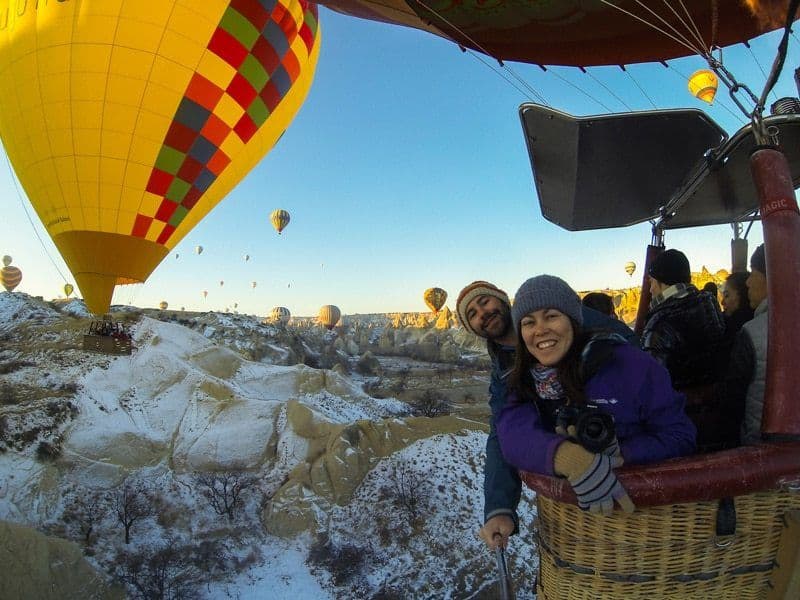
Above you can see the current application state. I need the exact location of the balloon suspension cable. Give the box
[598,0,709,58]
[620,65,658,109]
[412,0,549,105]
[2,148,70,284]
[751,0,799,144]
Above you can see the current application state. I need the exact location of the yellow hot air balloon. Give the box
[423,287,448,313]
[0,1,320,315]
[270,306,291,324]
[688,69,718,104]
[159,301,169,310]
[63,283,75,297]
[1,261,22,292]
[318,304,341,330]
[624,261,637,277]
[270,209,291,234]
[2,255,11,267]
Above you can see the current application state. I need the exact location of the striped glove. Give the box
[555,424,624,467]
[554,441,635,516]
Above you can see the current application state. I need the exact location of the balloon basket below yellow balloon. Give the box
[82,318,133,356]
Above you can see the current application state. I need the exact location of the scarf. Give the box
[530,363,565,400]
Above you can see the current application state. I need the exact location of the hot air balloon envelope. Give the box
[318,305,341,330]
[1,266,22,292]
[688,70,719,104]
[1,255,11,267]
[270,306,291,324]
[64,283,75,297]
[318,0,785,66]
[270,209,291,234]
[423,287,448,313]
[624,261,637,277]
[159,301,169,310]
[0,0,321,315]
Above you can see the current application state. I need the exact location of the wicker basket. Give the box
[534,489,800,599]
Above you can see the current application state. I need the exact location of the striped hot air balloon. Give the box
[318,305,340,330]
[270,306,290,324]
[423,287,448,313]
[159,301,168,310]
[270,209,290,234]
[1,264,22,292]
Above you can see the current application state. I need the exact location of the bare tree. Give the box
[410,389,451,418]
[109,480,153,544]
[388,460,429,524]
[114,543,194,600]
[195,471,256,522]
[62,490,106,545]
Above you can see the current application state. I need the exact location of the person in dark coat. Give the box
[641,249,726,388]
[455,280,638,549]
[721,271,755,341]
[496,275,696,516]
[582,291,617,318]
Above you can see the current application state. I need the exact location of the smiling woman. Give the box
[495,274,696,516]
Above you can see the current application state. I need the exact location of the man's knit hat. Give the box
[511,275,583,333]
[456,281,510,335]
[647,249,691,286]
[750,243,766,275]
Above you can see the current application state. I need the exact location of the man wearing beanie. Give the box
[642,248,725,389]
[725,244,768,444]
[456,279,638,551]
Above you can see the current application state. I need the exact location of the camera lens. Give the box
[584,419,604,440]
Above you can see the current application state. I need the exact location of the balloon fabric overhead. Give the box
[316,0,783,66]
[0,0,321,314]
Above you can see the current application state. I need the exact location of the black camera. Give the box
[555,404,616,453]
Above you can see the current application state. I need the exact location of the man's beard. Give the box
[482,308,511,340]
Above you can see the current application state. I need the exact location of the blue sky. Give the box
[1,9,798,316]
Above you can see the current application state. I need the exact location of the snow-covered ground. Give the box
[0,292,539,598]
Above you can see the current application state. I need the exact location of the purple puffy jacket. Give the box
[496,344,697,476]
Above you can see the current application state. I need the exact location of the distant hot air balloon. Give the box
[175,253,179,260]
[233,302,238,309]
[270,209,291,234]
[688,69,719,104]
[318,305,341,330]
[63,283,74,297]
[625,261,637,277]
[202,290,208,300]
[219,280,224,287]
[423,287,448,313]
[243,254,250,262]
[1,258,22,292]
[251,281,257,290]
[0,1,320,315]
[159,301,168,310]
[271,306,291,325]
[195,246,204,256]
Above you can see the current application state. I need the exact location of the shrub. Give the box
[387,460,430,525]
[409,389,452,418]
[307,534,368,586]
[194,471,256,522]
[36,438,62,462]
